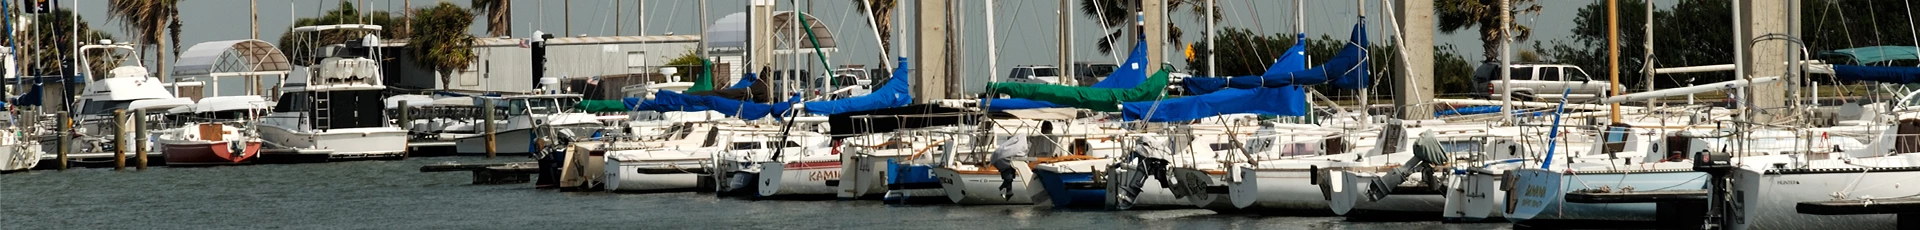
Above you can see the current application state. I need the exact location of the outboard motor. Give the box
[1112,135,1174,209]
[1365,131,1449,201]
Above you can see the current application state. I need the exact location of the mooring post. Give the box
[398,100,410,155]
[484,99,497,159]
[113,109,127,171]
[56,111,70,170]
[134,109,149,170]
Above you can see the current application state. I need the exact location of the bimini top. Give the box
[172,39,292,79]
[190,95,272,113]
[291,24,383,33]
[1820,46,1919,65]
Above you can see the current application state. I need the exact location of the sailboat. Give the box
[1,47,42,172]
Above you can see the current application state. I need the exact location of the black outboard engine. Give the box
[1366,131,1449,201]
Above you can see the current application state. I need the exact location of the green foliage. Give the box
[1077,0,1219,55]
[1183,28,1299,76]
[1435,0,1542,62]
[471,0,511,37]
[409,2,477,89]
[8,9,119,77]
[1434,45,1478,95]
[1544,0,1731,90]
[1185,27,1476,96]
[276,1,408,66]
[1802,0,1919,65]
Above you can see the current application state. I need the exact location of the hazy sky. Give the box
[61,0,1679,92]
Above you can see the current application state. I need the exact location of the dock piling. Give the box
[484,99,496,159]
[113,109,127,171]
[398,100,410,155]
[56,112,69,170]
[134,109,149,170]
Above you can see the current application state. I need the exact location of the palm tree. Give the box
[1435,0,1542,62]
[411,2,478,89]
[1077,0,1219,55]
[472,0,511,37]
[106,0,183,80]
[848,0,896,55]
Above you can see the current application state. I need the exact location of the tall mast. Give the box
[1643,0,1654,108]
[1607,0,1621,123]
[698,0,709,86]
[1498,0,1513,123]
[1057,0,1073,86]
[986,0,997,84]
[860,0,892,72]
[1206,0,1214,86]
[1356,0,1368,122]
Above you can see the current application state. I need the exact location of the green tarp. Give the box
[1821,46,1919,65]
[576,99,631,113]
[986,69,1170,112]
[687,59,716,92]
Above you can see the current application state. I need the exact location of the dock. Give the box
[1798,197,1920,228]
[420,162,540,185]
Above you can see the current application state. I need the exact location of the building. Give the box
[383,35,700,95]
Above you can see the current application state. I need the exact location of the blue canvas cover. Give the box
[1834,65,1920,84]
[1180,20,1371,94]
[984,39,1151,111]
[729,72,759,89]
[627,90,783,120]
[10,83,43,106]
[1121,86,1308,122]
[1434,105,1504,117]
[801,57,912,115]
[1180,33,1311,95]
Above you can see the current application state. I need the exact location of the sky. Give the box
[57,0,1679,93]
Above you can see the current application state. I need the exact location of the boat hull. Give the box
[756,161,843,198]
[1033,169,1104,208]
[161,140,262,166]
[603,159,707,192]
[0,144,41,173]
[260,126,408,159]
[932,163,1036,205]
[1726,166,1919,229]
[1502,168,1708,223]
[883,161,947,203]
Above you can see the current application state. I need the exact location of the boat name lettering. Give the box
[809,171,841,182]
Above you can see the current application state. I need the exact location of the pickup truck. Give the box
[1473,63,1611,101]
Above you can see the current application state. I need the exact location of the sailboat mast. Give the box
[1498,0,1513,123]
[1644,0,1654,108]
[1607,0,1621,123]
[860,0,892,72]
[1206,0,1214,84]
[1058,0,1073,86]
[1356,0,1368,122]
[987,0,997,84]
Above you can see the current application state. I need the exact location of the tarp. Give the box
[801,57,912,115]
[687,59,715,92]
[687,71,772,103]
[576,99,631,113]
[1120,86,1307,122]
[1434,105,1503,117]
[10,83,43,106]
[1180,20,1370,94]
[1833,65,1920,84]
[985,39,1151,111]
[627,90,784,120]
[728,71,759,89]
[986,69,1170,112]
[1180,33,1310,95]
[1820,46,1919,65]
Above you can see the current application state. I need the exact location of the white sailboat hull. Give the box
[259,126,408,159]
[932,163,1036,205]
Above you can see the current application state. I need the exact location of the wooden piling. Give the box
[56,112,69,170]
[484,99,496,159]
[398,100,410,155]
[134,109,149,170]
[113,109,127,171]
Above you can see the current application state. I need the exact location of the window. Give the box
[80,100,132,116]
[730,141,801,150]
[273,93,310,113]
[1032,68,1060,77]
[1568,69,1593,81]
[1539,67,1562,81]
[1509,67,1535,80]
[626,52,646,71]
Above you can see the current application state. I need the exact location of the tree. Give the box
[1183,28,1298,76]
[1802,0,1918,65]
[410,2,477,89]
[1078,0,1220,55]
[1181,28,1492,97]
[106,0,182,80]
[1435,0,1542,62]
[472,0,511,37]
[1545,0,1729,89]
[276,2,407,67]
[7,9,119,78]
[662,49,706,82]
[848,0,896,55]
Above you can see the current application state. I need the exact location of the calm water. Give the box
[2,156,1508,229]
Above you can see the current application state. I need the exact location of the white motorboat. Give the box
[257,24,407,160]
[155,96,269,166]
[1,110,41,172]
[43,42,193,164]
[450,94,604,155]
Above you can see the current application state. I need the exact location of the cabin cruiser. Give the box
[42,42,193,165]
[257,24,407,160]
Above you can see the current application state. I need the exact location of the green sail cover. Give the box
[986,69,1170,112]
[687,59,715,92]
[576,99,631,113]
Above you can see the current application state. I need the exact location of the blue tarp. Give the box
[1180,20,1370,94]
[1121,86,1308,122]
[1180,33,1311,95]
[801,57,912,115]
[984,39,1151,111]
[627,90,785,120]
[729,72,758,89]
[10,83,42,106]
[1834,65,1920,84]
[1434,105,1504,117]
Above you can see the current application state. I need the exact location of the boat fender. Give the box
[1309,165,1320,185]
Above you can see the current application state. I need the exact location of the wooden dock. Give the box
[421,162,540,185]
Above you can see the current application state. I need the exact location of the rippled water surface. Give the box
[3,156,1509,229]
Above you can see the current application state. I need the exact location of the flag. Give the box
[587,76,600,85]
[518,39,530,48]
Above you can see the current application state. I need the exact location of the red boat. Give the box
[161,123,264,166]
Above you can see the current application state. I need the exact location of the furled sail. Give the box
[984,39,1151,111]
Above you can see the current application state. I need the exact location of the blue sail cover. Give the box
[627,90,784,120]
[801,57,912,115]
[984,39,1151,111]
[1180,20,1371,94]
[1181,33,1310,95]
[728,72,759,89]
[1833,65,1920,84]
[1121,86,1308,122]
[10,83,43,106]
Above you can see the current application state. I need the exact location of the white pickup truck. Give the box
[1474,63,1612,101]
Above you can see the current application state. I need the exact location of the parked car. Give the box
[1472,62,1611,101]
[1073,62,1119,86]
[1006,65,1062,84]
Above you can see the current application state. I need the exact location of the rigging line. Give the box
[1088,0,1120,63]
[1907,0,1917,56]
[991,0,1028,65]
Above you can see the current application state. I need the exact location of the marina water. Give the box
[2,156,1508,229]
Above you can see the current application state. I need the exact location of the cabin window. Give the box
[80,100,132,116]
[626,52,647,72]
[274,92,310,113]
[730,141,801,150]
